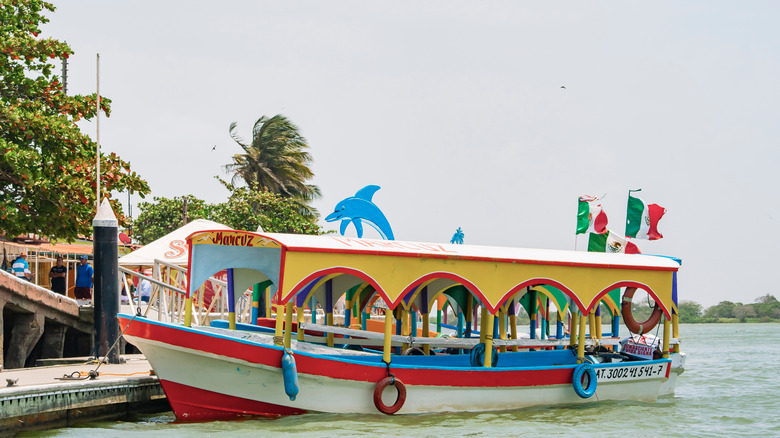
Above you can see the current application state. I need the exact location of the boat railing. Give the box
[297,322,680,350]
[119,259,253,325]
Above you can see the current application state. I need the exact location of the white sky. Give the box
[43,1,780,307]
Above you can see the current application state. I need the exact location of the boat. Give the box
[119,230,685,419]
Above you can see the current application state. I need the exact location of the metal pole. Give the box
[96,54,100,209]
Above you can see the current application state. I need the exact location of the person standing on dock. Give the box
[49,255,68,295]
[12,252,33,281]
[74,255,94,302]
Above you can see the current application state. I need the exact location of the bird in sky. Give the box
[561,85,566,89]
[211,145,216,151]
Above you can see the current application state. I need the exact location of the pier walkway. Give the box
[1,270,94,370]
[0,355,167,435]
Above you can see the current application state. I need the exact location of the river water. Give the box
[21,324,780,438]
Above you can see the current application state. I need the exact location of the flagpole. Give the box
[96,53,100,210]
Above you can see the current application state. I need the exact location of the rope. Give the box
[383,359,394,383]
[55,308,142,381]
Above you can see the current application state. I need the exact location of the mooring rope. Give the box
[55,307,142,381]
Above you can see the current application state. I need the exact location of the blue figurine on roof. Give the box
[326,185,394,240]
[451,227,465,245]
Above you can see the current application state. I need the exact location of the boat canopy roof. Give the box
[186,230,681,316]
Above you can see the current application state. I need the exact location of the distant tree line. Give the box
[132,179,323,245]
[677,294,780,323]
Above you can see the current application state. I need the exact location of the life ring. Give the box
[572,363,597,398]
[373,376,407,415]
[621,287,663,335]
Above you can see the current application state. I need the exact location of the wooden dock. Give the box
[0,355,168,436]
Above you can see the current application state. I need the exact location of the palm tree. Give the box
[225,115,321,216]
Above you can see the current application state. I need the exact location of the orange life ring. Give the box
[373,376,407,415]
[621,287,663,335]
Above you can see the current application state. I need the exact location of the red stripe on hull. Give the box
[160,379,306,420]
[120,316,574,388]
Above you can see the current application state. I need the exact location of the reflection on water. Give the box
[18,324,780,438]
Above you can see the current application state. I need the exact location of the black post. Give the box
[93,199,120,363]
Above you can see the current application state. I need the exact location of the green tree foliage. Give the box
[133,181,322,244]
[225,115,321,216]
[0,1,149,239]
[733,304,756,322]
[753,294,780,319]
[704,301,736,319]
[133,195,210,244]
[210,179,322,235]
[676,300,703,323]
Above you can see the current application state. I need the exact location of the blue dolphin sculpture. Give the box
[325,185,394,240]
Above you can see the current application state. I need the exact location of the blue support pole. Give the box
[529,289,537,340]
[226,268,236,330]
[395,310,402,355]
[325,280,333,314]
[612,313,620,351]
[529,289,537,352]
[325,279,334,347]
[251,283,261,325]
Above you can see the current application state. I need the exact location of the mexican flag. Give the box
[589,230,641,254]
[576,195,608,235]
[625,192,667,240]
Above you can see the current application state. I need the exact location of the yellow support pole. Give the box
[483,314,495,367]
[274,304,284,346]
[588,311,596,339]
[183,297,193,327]
[265,288,272,319]
[284,302,294,349]
[382,309,393,364]
[595,311,603,339]
[422,312,430,355]
[509,314,518,352]
[296,306,305,341]
[577,311,587,363]
[326,311,334,347]
[479,306,488,343]
[401,309,409,351]
[672,313,680,353]
[498,309,507,353]
[228,311,236,331]
[662,317,671,358]
[570,312,579,348]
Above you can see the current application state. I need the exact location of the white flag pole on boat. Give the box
[96,53,100,210]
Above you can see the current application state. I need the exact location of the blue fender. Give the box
[469,342,499,367]
[572,363,597,398]
[282,349,299,401]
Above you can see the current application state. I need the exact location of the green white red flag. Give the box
[576,195,608,235]
[625,191,667,240]
[588,230,641,254]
